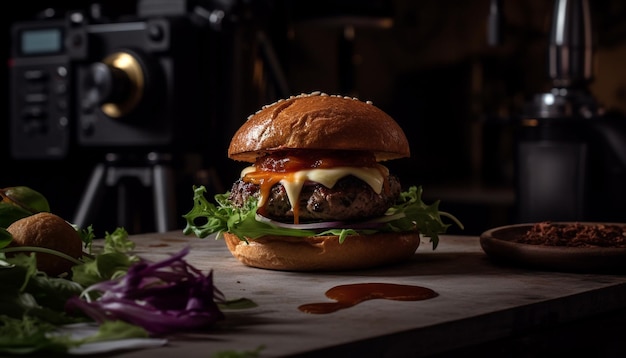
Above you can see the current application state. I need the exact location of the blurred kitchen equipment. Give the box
[517,0,626,222]
[490,0,626,222]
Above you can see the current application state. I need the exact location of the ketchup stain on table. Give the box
[298,283,438,314]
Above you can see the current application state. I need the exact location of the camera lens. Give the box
[86,62,131,105]
[82,52,145,118]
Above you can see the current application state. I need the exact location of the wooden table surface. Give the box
[107,231,626,357]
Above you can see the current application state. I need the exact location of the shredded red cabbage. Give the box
[65,246,225,335]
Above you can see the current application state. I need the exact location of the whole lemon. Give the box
[7,212,83,276]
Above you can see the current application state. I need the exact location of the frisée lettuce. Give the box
[183,185,463,249]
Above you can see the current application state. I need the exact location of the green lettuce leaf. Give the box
[0,315,72,355]
[183,185,463,249]
[71,228,139,288]
[0,228,12,249]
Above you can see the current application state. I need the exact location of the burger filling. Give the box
[228,150,400,224]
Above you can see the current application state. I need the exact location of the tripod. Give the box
[73,152,177,233]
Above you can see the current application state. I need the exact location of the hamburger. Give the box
[183,91,462,271]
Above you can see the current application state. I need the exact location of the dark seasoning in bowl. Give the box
[515,222,626,248]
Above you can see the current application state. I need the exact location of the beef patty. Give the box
[228,175,402,222]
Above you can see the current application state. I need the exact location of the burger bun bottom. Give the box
[223,231,421,271]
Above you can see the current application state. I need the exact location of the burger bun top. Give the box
[228,92,410,163]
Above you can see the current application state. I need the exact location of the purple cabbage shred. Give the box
[66,246,225,335]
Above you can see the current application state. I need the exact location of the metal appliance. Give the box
[513,0,626,222]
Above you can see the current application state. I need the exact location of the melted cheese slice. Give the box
[241,165,386,210]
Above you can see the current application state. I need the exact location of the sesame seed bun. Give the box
[228,92,410,163]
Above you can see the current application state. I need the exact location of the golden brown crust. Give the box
[223,231,420,271]
[228,92,410,163]
[7,212,83,276]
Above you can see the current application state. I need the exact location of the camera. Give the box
[9,0,288,233]
[9,0,243,160]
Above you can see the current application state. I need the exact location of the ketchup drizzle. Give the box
[298,283,438,314]
[255,150,377,172]
[244,150,382,224]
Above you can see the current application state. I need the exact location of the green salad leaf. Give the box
[71,228,139,288]
[0,316,149,355]
[80,320,149,343]
[0,226,146,355]
[0,228,12,249]
[1,187,254,355]
[182,186,318,241]
[212,345,265,358]
[183,185,463,249]
[0,315,73,355]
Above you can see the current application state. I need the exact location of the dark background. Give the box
[3,0,626,236]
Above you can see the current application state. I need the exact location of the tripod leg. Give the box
[116,179,131,231]
[152,163,176,232]
[73,163,107,228]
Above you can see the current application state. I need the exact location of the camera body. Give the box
[9,2,219,159]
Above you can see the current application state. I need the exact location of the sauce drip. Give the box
[243,150,383,224]
[298,283,438,314]
[256,150,377,172]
